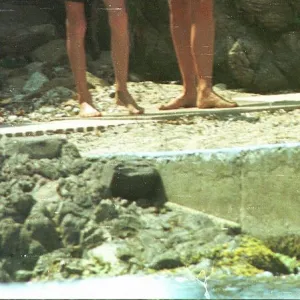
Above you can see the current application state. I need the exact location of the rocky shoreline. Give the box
[0,137,299,283]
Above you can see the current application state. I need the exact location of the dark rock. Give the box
[25,240,47,270]
[0,218,29,257]
[7,192,36,223]
[0,3,58,57]
[266,234,300,260]
[236,0,294,32]
[273,31,300,88]
[149,250,184,270]
[101,160,166,204]
[0,269,12,283]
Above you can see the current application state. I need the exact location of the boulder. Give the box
[0,136,68,159]
[0,3,58,57]
[22,72,49,94]
[100,160,166,204]
[30,39,68,65]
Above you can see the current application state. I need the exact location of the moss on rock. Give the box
[209,236,297,276]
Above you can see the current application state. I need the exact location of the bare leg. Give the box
[65,1,101,117]
[191,0,237,108]
[159,0,197,110]
[104,0,144,115]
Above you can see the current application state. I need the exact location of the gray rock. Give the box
[189,259,213,275]
[24,207,61,252]
[111,214,144,239]
[0,271,11,283]
[60,214,87,246]
[25,62,48,75]
[7,192,36,223]
[0,136,67,159]
[94,199,119,222]
[80,221,111,249]
[38,106,56,114]
[14,270,33,282]
[22,71,49,94]
[30,39,68,65]
[55,199,91,224]
[60,143,81,160]
[41,87,74,106]
[33,248,74,280]
[0,218,29,257]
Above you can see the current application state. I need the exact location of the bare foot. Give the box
[79,102,102,118]
[197,92,238,109]
[159,95,197,110]
[116,91,144,115]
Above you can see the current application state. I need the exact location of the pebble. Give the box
[54,113,67,118]
[39,107,56,114]
[7,115,18,122]
[72,107,80,114]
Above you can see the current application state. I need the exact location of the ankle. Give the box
[197,83,212,98]
[183,87,197,97]
[77,91,92,104]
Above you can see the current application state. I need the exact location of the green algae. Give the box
[210,236,299,276]
[183,235,300,277]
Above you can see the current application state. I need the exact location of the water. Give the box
[0,275,299,299]
[208,277,300,299]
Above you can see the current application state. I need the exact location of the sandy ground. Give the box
[1,81,300,154]
[66,109,300,154]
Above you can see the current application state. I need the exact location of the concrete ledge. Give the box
[83,142,300,239]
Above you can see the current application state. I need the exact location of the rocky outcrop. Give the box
[0,137,299,282]
[0,3,59,57]
[1,0,300,92]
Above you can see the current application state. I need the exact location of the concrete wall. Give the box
[92,144,300,239]
[150,145,300,239]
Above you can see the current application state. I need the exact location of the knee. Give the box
[108,8,128,31]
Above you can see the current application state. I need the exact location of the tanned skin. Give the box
[65,0,144,117]
[160,0,237,110]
